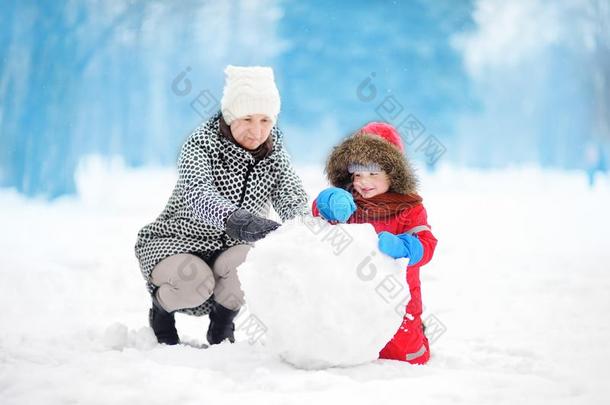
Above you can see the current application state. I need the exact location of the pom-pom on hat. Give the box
[359,122,404,152]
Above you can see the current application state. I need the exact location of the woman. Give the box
[134,65,309,346]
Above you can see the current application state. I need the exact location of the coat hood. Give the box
[324,134,418,195]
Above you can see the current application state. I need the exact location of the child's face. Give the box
[352,171,390,198]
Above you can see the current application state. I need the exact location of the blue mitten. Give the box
[378,231,424,265]
[316,187,356,223]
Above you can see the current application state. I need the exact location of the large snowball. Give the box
[238,216,409,369]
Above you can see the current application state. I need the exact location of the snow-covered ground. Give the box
[1,156,609,404]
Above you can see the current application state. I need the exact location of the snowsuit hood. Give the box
[325,134,418,195]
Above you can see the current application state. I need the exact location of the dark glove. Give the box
[225,209,281,242]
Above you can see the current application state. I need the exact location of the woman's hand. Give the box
[225,209,281,242]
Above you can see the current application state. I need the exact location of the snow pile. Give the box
[101,322,158,351]
[2,163,610,404]
[238,216,408,369]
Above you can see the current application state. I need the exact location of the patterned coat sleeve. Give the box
[271,149,310,221]
[177,132,238,229]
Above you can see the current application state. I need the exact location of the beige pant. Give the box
[151,245,251,312]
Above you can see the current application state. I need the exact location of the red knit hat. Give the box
[359,122,404,152]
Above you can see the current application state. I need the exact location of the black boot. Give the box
[206,301,240,345]
[149,291,180,345]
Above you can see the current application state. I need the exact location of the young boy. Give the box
[312,122,438,364]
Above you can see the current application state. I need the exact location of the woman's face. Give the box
[352,170,391,198]
[229,114,274,150]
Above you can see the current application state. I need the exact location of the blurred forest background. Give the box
[1,0,608,198]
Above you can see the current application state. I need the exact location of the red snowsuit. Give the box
[312,199,437,364]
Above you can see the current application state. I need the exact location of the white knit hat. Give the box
[221,65,281,125]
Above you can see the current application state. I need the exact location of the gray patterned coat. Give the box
[134,112,309,316]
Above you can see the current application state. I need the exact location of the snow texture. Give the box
[1,157,609,404]
[239,217,408,369]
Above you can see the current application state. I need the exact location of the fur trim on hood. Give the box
[324,133,418,195]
